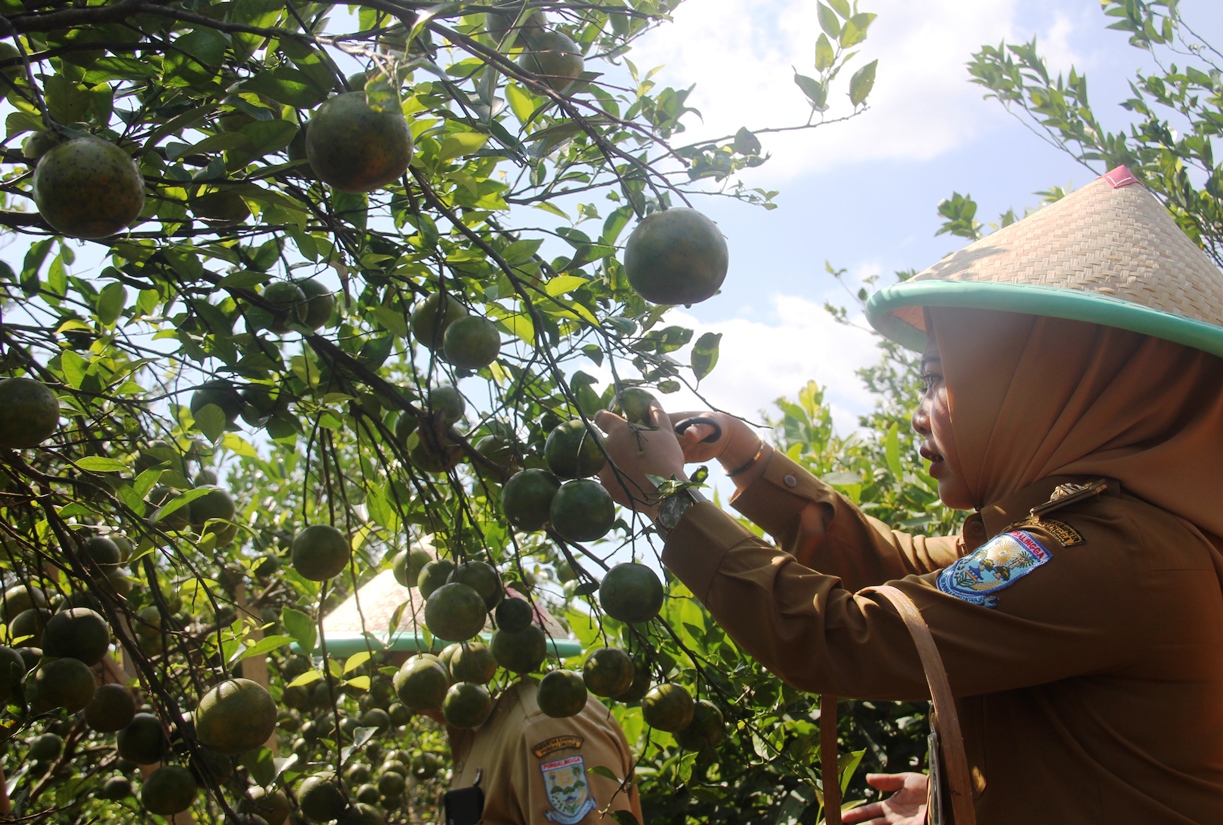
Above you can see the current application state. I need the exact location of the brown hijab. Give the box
[929,306,1223,542]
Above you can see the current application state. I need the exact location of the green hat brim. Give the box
[866,280,1223,359]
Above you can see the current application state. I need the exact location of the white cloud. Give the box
[659,292,882,436]
[628,0,1091,182]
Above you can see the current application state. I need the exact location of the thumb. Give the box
[864,773,912,792]
[593,409,625,432]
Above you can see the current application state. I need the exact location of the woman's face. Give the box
[912,339,974,510]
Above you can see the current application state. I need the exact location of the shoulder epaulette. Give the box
[1029,479,1109,518]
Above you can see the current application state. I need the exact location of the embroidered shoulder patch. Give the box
[937,530,1052,607]
[533,735,584,759]
[1012,516,1084,547]
[541,755,597,824]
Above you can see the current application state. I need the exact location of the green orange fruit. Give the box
[642,683,695,732]
[298,278,335,330]
[537,670,587,718]
[306,92,413,193]
[494,597,534,633]
[417,558,456,599]
[411,293,467,350]
[582,647,635,698]
[298,772,346,822]
[84,683,137,732]
[140,765,198,815]
[393,655,450,711]
[486,4,547,41]
[42,607,110,665]
[612,387,658,426]
[10,607,51,647]
[116,712,168,764]
[615,659,652,702]
[190,380,244,428]
[291,524,351,580]
[423,582,487,643]
[550,480,615,543]
[32,136,145,239]
[501,469,561,532]
[35,656,96,711]
[675,698,726,750]
[598,562,664,624]
[0,377,59,448]
[623,208,729,305]
[442,681,493,729]
[517,30,584,92]
[544,419,606,479]
[262,281,308,334]
[445,641,498,684]
[195,677,277,754]
[449,560,503,610]
[442,316,501,369]
[427,384,466,424]
[393,548,433,587]
[490,624,547,674]
[242,787,291,825]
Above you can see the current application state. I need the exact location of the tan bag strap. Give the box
[820,694,842,825]
[818,585,976,825]
[871,584,976,825]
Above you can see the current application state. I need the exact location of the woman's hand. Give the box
[841,773,929,825]
[594,404,687,520]
[667,410,767,488]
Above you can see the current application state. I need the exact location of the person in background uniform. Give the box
[444,679,642,825]
[594,167,1223,825]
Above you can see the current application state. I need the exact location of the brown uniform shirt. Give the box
[449,681,642,824]
[663,450,1223,824]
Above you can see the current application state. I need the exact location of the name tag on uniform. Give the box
[937,530,1052,608]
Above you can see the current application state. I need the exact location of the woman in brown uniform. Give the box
[595,168,1223,824]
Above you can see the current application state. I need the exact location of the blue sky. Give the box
[628,0,1223,436]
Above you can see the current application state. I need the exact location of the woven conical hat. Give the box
[867,167,1223,355]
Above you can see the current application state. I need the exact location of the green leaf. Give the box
[243,67,329,108]
[733,127,762,155]
[691,331,722,381]
[44,76,91,124]
[233,634,295,664]
[283,608,317,655]
[794,73,828,111]
[849,59,878,107]
[96,282,127,326]
[164,28,228,86]
[544,275,589,297]
[884,423,902,480]
[60,350,88,389]
[827,0,851,18]
[193,404,228,443]
[841,13,877,48]
[344,651,372,673]
[815,33,835,72]
[505,84,539,123]
[816,3,842,39]
[76,457,129,473]
[287,669,322,688]
[438,132,490,163]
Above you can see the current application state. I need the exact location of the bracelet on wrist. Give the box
[725,441,766,478]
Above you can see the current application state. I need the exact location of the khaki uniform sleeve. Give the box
[662,500,1145,701]
[518,698,643,823]
[731,450,961,588]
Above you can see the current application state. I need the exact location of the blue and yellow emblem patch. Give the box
[937,530,1051,607]
[540,754,596,824]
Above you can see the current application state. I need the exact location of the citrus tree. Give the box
[0,1,883,823]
